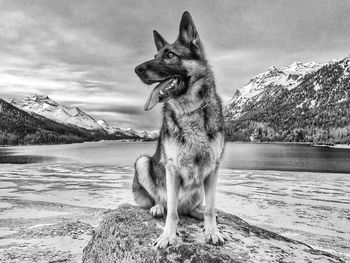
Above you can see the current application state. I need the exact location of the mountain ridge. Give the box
[224,55,350,144]
[0,97,155,145]
[0,98,113,145]
[7,94,158,141]
[2,55,349,145]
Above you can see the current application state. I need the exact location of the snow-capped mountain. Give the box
[97,119,159,140]
[10,94,103,130]
[118,128,159,140]
[225,55,350,144]
[8,94,158,140]
[226,61,326,120]
[0,98,113,146]
[96,119,115,133]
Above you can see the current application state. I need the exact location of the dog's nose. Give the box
[135,64,146,76]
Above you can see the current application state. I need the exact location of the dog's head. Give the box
[135,11,207,111]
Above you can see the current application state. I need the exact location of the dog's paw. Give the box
[150,204,165,217]
[205,230,225,246]
[153,232,176,249]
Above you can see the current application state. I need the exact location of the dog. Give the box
[133,11,225,249]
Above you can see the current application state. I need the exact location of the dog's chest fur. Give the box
[161,100,224,187]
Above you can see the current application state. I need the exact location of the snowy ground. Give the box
[0,163,349,262]
[331,144,350,149]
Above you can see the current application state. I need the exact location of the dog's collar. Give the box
[184,102,208,116]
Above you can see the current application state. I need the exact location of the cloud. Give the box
[85,105,144,116]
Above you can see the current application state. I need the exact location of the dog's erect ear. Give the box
[153,30,168,51]
[178,11,200,47]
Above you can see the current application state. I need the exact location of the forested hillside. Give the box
[224,56,350,145]
[0,99,114,145]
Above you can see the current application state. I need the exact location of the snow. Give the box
[309,99,316,108]
[0,159,349,261]
[0,208,68,219]
[314,83,322,91]
[7,94,156,138]
[282,61,324,75]
[96,119,158,139]
[337,97,347,103]
[8,98,17,105]
[97,119,108,127]
[42,103,52,110]
[296,102,303,108]
[97,119,116,134]
[11,94,103,130]
[228,61,322,119]
[226,58,340,120]
[331,144,350,149]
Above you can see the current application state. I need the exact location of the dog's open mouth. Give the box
[144,77,184,111]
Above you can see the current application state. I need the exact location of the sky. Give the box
[0,0,350,130]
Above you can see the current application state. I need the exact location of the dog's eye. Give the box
[167,52,175,59]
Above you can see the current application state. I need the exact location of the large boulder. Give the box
[82,204,344,263]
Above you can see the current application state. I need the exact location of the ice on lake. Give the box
[0,142,349,262]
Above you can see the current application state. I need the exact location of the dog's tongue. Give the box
[144,78,173,111]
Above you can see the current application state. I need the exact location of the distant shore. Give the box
[228,141,350,149]
[2,140,350,149]
[330,144,350,149]
[0,138,156,148]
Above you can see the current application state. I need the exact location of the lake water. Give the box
[0,142,349,261]
[3,141,350,172]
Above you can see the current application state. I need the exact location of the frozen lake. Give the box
[0,141,349,262]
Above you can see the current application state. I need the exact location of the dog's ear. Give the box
[153,30,168,51]
[178,11,200,47]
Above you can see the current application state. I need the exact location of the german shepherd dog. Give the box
[133,11,225,249]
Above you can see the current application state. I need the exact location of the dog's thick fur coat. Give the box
[133,11,225,248]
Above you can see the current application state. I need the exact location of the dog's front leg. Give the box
[204,164,225,245]
[154,162,180,249]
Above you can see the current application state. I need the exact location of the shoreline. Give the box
[2,140,349,149]
[227,141,350,150]
[330,144,350,149]
[0,138,156,148]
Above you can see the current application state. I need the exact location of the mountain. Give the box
[10,94,103,130]
[9,95,158,140]
[0,99,112,145]
[117,128,159,140]
[96,119,159,140]
[96,119,115,134]
[224,56,350,145]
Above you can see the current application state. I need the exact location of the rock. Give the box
[82,204,344,263]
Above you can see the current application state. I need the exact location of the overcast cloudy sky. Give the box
[1,0,349,130]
